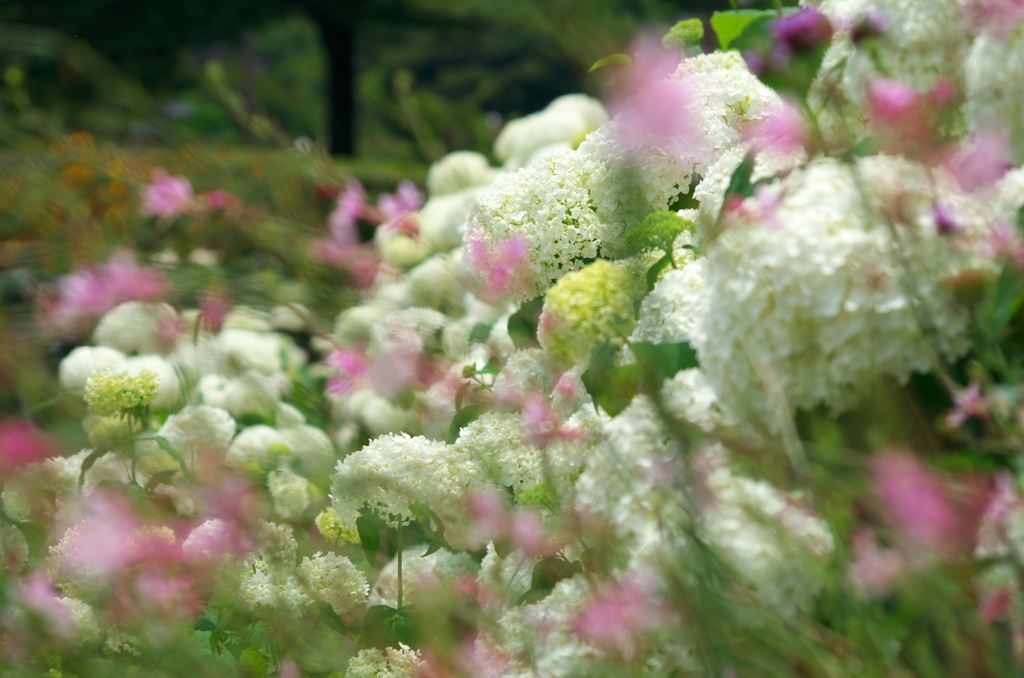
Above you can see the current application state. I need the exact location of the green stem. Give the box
[396,523,404,609]
[126,414,137,484]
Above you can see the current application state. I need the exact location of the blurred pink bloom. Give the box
[369,350,422,399]
[198,288,231,333]
[0,420,55,476]
[963,0,1024,37]
[325,348,370,396]
[849,529,905,597]
[509,509,555,557]
[317,240,381,288]
[182,518,246,563]
[279,660,302,678]
[17,574,75,638]
[872,449,959,553]
[378,180,424,236]
[574,575,666,654]
[140,169,195,218]
[47,250,168,333]
[946,380,989,428]
[468,488,509,540]
[609,33,710,162]
[129,568,199,619]
[980,586,1015,623]
[202,188,241,212]
[466,231,531,302]
[944,127,1013,193]
[51,494,139,587]
[522,393,581,448]
[745,99,807,156]
[329,181,368,246]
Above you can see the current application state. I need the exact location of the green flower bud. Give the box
[83,368,159,418]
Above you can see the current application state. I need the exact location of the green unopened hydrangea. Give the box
[83,368,159,418]
[314,507,359,546]
[663,18,704,50]
[538,259,639,365]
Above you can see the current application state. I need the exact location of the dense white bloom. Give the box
[369,543,477,608]
[699,156,971,427]
[92,302,178,355]
[332,433,481,533]
[217,329,304,376]
[427,150,498,196]
[225,425,293,472]
[156,405,236,459]
[222,306,274,332]
[661,368,734,434]
[121,355,181,409]
[418,189,481,253]
[965,29,1024,161]
[346,644,424,678]
[700,448,835,615]
[268,465,311,520]
[237,557,312,616]
[470,147,617,300]
[298,551,368,615]
[58,346,127,391]
[810,0,968,99]
[495,94,607,170]
[333,302,397,345]
[406,251,472,314]
[629,258,708,347]
[197,371,289,418]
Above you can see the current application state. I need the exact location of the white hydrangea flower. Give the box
[268,465,311,520]
[427,150,498,196]
[406,252,473,314]
[182,518,234,563]
[700,447,835,615]
[58,346,127,391]
[369,543,477,608]
[225,425,293,472]
[156,405,236,459]
[237,557,312,617]
[478,542,537,604]
[333,302,398,345]
[419,189,482,253]
[629,258,708,347]
[2,455,80,523]
[331,433,481,534]
[661,368,734,434]
[222,306,274,332]
[298,551,368,615]
[345,643,424,678]
[60,597,101,643]
[217,329,305,376]
[965,29,1024,162]
[699,156,971,427]
[452,412,590,500]
[92,302,178,355]
[495,93,607,170]
[809,0,968,100]
[197,371,289,418]
[120,355,181,410]
[470,147,618,301]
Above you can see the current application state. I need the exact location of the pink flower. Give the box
[574,575,666,654]
[521,393,582,448]
[0,420,55,476]
[871,449,960,553]
[316,240,381,288]
[378,180,424,237]
[140,169,195,218]
[47,250,168,333]
[944,127,1013,193]
[848,529,905,597]
[963,0,1024,37]
[325,348,370,395]
[197,288,231,333]
[466,231,531,302]
[202,188,241,212]
[609,33,710,163]
[17,574,76,638]
[946,380,989,428]
[329,181,369,246]
[745,98,808,156]
[509,509,556,557]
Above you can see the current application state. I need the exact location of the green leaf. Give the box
[239,647,268,678]
[143,469,177,492]
[589,53,632,73]
[629,341,699,381]
[361,605,416,649]
[646,254,673,293]
[710,9,775,50]
[154,434,191,474]
[356,510,385,567]
[78,446,111,488]
[447,404,483,444]
[581,342,642,416]
[316,602,352,634]
[520,557,583,604]
[409,502,450,556]
[469,322,493,345]
[725,153,757,199]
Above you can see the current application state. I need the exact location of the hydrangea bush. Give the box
[4,5,1024,677]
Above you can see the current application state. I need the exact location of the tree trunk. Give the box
[310,9,356,156]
